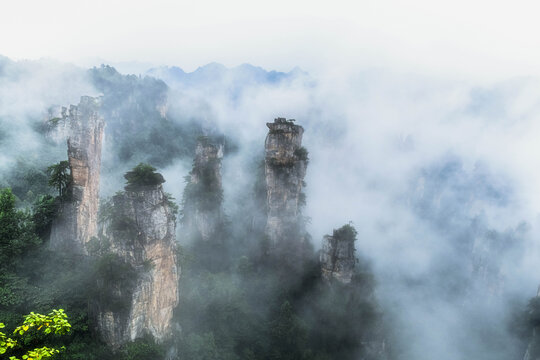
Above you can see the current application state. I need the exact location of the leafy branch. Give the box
[0,309,71,360]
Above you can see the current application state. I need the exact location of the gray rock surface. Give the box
[181,138,224,242]
[94,184,179,348]
[264,118,307,250]
[49,96,104,254]
[320,234,356,284]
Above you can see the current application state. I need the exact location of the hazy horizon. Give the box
[3,0,540,81]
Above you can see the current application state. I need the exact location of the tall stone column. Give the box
[49,96,104,254]
[264,118,308,252]
[320,232,356,284]
[93,184,179,348]
[181,137,224,242]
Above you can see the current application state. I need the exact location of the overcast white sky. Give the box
[1,0,540,79]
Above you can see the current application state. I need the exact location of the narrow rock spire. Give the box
[264,118,308,252]
[93,180,179,348]
[49,96,104,254]
[181,137,224,242]
[320,224,357,284]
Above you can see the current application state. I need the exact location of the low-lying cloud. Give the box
[2,56,540,359]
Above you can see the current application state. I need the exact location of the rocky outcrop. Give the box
[264,118,308,251]
[320,233,356,284]
[49,96,104,254]
[181,137,224,242]
[94,184,179,348]
[319,225,388,359]
[523,287,540,360]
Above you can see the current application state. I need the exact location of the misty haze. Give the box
[2,1,540,360]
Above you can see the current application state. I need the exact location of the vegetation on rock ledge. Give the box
[123,163,165,191]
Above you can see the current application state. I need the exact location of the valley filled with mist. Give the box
[2,55,540,360]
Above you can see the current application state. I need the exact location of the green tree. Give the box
[269,301,308,360]
[120,335,165,360]
[294,147,309,163]
[333,223,357,243]
[47,161,71,197]
[178,333,219,360]
[0,188,40,267]
[123,163,165,191]
[0,309,71,360]
[32,195,57,239]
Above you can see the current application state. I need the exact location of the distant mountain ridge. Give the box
[146,62,308,88]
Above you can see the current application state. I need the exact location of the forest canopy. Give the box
[123,163,165,191]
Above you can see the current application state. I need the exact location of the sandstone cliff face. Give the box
[320,234,356,284]
[49,96,104,254]
[94,185,179,348]
[264,118,307,250]
[181,138,224,242]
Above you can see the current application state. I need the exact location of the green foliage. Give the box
[120,335,165,360]
[97,197,115,224]
[110,214,137,235]
[0,188,40,267]
[176,267,263,360]
[181,142,225,214]
[0,188,18,244]
[124,163,165,191]
[0,107,381,360]
[86,236,111,258]
[294,147,309,163]
[46,161,71,198]
[31,195,57,240]
[164,193,179,221]
[93,254,138,313]
[181,161,224,216]
[269,301,308,360]
[13,309,71,336]
[304,279,381,360]
[177,333,219,360]
[99,195,137,240]
[89,65,201,167]
[174,213,381,360]
[180,151,226,244]
[1,246,112,360]
[0,309,71,360]
[4,160,51,206]
[332,223,357,243]
[98,192,140,243]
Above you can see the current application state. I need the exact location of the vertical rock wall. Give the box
[49,96,104,254]
[94,184,179,348]
[181,138,224,242]
[320,234,356,284]
[523,286,540,360]
[319,225,388,359]
[264,118,307,250]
